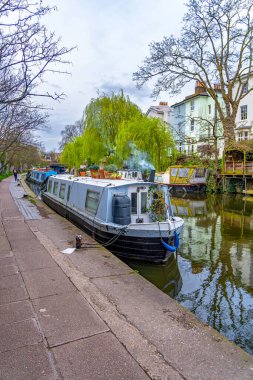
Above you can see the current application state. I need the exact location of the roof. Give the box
[50,175,151,188]
[225,140,253,152]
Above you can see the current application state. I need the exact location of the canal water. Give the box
[125,194,253,356]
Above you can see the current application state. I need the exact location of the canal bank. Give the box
[0,176,253,380]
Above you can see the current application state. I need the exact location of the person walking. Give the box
[13,168,18,181]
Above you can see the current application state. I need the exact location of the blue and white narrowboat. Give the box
[27,169,57,185]
[41,175,184,263]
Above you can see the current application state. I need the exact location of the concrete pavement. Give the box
[0,176,253,380]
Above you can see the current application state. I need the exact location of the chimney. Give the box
[159,101,168,106]
[214,83,221,92]
[195,81,206,94]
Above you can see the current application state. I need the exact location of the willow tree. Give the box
[115,116,175,171]
[134,0,253,143]
[84,91,142,156]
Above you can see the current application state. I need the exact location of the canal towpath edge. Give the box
[0,176,252,380]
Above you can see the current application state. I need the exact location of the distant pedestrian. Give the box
[13,168,18,181]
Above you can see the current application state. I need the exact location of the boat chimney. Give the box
[149,170,155,182]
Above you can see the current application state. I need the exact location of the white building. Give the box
[234,77,253,141]
[146,102,173,126]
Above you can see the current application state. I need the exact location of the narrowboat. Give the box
[26,169,57,185]
[156,166,209,194]
[41,175,184,263]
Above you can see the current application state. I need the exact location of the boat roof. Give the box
[50,174,154,188]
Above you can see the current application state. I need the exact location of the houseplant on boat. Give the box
[104,164,121,179]
[88,164,100,178]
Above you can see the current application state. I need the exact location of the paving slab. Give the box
[0,255,15,265]
[53,332,150,380]
[0,319,42,353]
[22,266,76,299]
[0,284,28,305]
[33,291,109,347]
[0,273,24,290]
[70,248,133,278]
[92,273,253,380]
[0,343,54,380]
[0,263,19,277]
[0,300,34,325]
[0,239,11,255]
[15,249,57,271]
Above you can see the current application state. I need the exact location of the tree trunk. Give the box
[222,117,236,144]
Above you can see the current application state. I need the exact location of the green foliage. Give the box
[104,164,118,172]
[115,116,175,171]
[0,172,12,181]
[88,164,99,170]
[146,185,166,222]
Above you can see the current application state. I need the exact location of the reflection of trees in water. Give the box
[176,194,253,354]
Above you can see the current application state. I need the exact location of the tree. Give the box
[60,92,174,170]
[0,0,75,106]
[134,0,253,143]
[115,116,175,171]
[0,102,47,171]
[59,119,84,151]
[84,91,141,154]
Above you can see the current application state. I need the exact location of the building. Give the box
[171,82,224,157]
[146,102,173,126]
[234,76,253,142]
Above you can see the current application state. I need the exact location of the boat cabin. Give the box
[167,165,208,185]
[46,175,166,224]
[29,169,57,184]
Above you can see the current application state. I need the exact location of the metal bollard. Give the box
[76,235,82,249]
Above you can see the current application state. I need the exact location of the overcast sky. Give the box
[40,0,187,151]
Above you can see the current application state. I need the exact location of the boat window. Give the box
[36,172,40,179]
[131,193,137,214]
[41,174,46,182]
[67,185,71,202]
[171,168,178,177]
[141,192,147,214]
[195,168,206,178]
[178,168,189,178]
[59,183,66,199]
[85,190,100,214]
[53,182,59,196]
[48,180,52,193]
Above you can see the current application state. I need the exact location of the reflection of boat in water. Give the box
[124,253,182,298]
[155,166,208,194]
[221,195,253,237]
[170,195,207,217]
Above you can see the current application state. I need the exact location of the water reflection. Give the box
[173,194,253,355]
[124,253,182,298]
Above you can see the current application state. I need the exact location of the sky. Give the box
[39,0,187,151]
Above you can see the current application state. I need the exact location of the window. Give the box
[48,180,52,193]
[141,192,147,214]
[171,168,178,177]
[85,190,100,214]
[59,183,66,199]
[53,182,58,196]
[208,105,211,114]
[178,168,189,178]
[245,131,249,140]
[195,168,206,178]
[190,119,194,131]
[67,185,71,202]
[41,174,46,182]
[242,83,248,94]
[190,101,194,111]
[238,132,243,141]
[131,193,137,214]
[241,105,248,120]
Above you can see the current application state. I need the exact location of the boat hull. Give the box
[41,192,179,263]
[168,183,207,194]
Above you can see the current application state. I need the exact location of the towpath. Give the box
[0,176,253,380]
